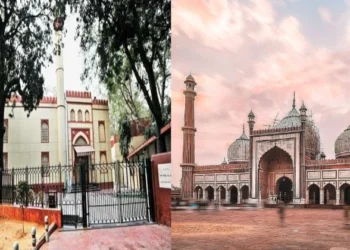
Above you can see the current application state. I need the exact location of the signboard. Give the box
[322,171,336,179]
[339,170,350,178]
[307,171,320,180]
[158,163,171,189]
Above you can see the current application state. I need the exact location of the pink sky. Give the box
[171,0,350,186]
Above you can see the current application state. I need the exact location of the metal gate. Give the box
[61,160,154,228]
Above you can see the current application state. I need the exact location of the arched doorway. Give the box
[216,186,226,202]
[308,184,320,204]
[205,186,214,201]
[276,177,293,203]
[259,146,293,202]
[340,183,350,205]
[241,185,249,204]
[323,184,336,205]
[229,185,238,204]
[194,186,203,200]
[73,136,90,186]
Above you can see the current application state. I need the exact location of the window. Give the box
[41,120,49,143]
[3,119,8,143]
[85,111,90,122]
[3,153,7,169]
[78,110,83,122]
[41,152,49,176]
[99,121,106,142]
[70,110,75,121]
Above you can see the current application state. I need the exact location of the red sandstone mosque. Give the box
[180,75,350,205]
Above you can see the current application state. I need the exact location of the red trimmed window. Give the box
[3,153,8,169]
[70,109,75,121]
[3,119,8,143]
[41,120,49,143]
[41,152,50,176]
[85,110,90,122]
[78,110,83,122]
[98,121,106,142]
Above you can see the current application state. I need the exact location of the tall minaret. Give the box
[180,74,197,200]
[54,11,67,166]
[299,101,307,204]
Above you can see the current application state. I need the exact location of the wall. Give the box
[151,152,171,227]
[4,104,58,168]
[0,205,62,228]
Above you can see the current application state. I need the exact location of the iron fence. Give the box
[0,161,153,228]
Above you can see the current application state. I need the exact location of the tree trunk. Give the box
[0,98,4,204]
[154,118,166,153]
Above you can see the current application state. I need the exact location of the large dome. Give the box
[227,126,250,163]
[335,125,350,159]
[273,94,320,160]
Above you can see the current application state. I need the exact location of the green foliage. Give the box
[67,0,171,153]
[16,181,30,207]
[118,118,132,161]
[0,0,58,172]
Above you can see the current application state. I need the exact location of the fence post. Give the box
[32,227,36,249]
[45,216,49,242]
[13,242,19,250]
[11,168,15,204]
[116,161,123,223]
[41,165,44,208]
[144,159,151,222]
[25,166,28,183]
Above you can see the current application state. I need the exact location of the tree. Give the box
[118,118,131,161]
[0,0,58,203]
[16,181,30,234]
[68,0,171,153]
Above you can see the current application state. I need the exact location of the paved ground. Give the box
[172,208,350,250]
[41,224,171,250]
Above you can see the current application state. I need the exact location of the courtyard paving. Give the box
[41,224,171,250]
[172,208,350,250]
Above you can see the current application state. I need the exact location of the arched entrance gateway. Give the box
[205,186,214,201]
[276,177,293,203]
[216,186,226,202]
[259,146,294,203]
[229,185,238,204]
[323,184,336,205]
[340,183,350,205]
[308,184,320,204]
[241,185,249,204]
[194,186,203,200]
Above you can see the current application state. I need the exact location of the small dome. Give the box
[320,151,326,159]
[227,125,250,163]
[335,125,350,158]
[185,74,195,82]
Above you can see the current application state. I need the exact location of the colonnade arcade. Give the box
[194,184,249,204]
[307,182,350,205]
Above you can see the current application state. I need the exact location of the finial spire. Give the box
[243,124,245,134]
[292,91,295,109]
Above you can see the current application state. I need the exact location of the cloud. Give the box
[171,0,350,186]
[318,7,332,23]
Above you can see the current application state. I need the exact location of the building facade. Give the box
[181,75,350,205]
[2,16,111,171]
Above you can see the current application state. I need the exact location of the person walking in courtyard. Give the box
[278,202,286,227]
[344,206,350,228]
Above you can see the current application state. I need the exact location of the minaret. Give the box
[248,110,255,199]
[299,101,307,203]
[54,11,67,166]
[180,74,197,200]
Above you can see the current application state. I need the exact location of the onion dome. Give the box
[274,92,320,159]
[335,125,350,159]
[185,74,195,82]
[275,92,300,128]
[227,125,250,163]
[320,151,326,160]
